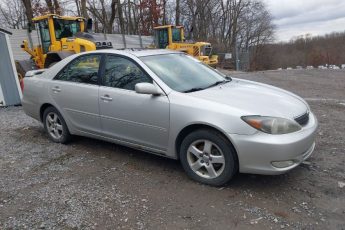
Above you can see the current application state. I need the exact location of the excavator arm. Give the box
[20,40,35,57]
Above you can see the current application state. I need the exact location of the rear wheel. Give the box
[43,107,71,143]
[180,129,237,186]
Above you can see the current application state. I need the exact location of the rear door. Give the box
[50,54,102,135]
[98,54,170,151]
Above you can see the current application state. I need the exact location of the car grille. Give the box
[295,112,309,126]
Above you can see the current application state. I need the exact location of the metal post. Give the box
[138,17,143,48]
[103,28,107,40]
[121,33,127,49]
[247,47,250,71]
[138,33,143,49]
[27,29,33,49]
[235,38,240,71]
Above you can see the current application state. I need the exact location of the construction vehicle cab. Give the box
[154,25,184,48]
[18,14,112,77]
[153,25,218,67]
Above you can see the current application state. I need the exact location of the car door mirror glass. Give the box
[135,83,162,95]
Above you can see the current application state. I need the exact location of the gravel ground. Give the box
[0,69,344,229]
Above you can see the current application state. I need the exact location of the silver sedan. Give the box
[22,49,318,186]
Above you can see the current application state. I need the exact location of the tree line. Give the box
[0,0,275,70]
[252,32,345,70]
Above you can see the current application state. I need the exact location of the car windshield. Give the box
[140,54,227,92]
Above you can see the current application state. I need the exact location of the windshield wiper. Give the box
[183,87,205,93]
[205,79,231,89]
[183,78,232,93]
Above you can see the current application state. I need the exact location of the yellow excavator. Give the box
[153,25,218,67]
[16,14,112,79]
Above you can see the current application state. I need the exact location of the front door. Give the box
[50,54,102,135]
[99,54,170,151]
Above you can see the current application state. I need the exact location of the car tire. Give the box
[180,129,238,186]
[43,106,71,144]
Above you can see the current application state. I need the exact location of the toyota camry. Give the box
[22,49,318,186]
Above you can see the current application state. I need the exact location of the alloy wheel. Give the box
[46,112,63,140]
[186,139,225,179]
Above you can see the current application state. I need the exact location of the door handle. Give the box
[52,86,61,93]
[100,94,113,101]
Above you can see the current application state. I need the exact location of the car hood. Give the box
[190,78,308,119]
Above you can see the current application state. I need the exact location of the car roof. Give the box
[89,49,181,57]
[128,49,181,57]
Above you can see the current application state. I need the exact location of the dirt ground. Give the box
[0,69,344,229]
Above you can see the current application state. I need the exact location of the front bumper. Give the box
[229,112,318,175]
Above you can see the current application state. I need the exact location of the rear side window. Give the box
[103,55,152,90]
[54,54,101,85]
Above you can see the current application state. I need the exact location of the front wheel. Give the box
[180,129,238,186]
[43,107,71,144]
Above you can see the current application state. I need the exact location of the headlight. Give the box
[241,116,301,134]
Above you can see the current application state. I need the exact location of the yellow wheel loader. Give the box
[153,25,218,67]
[16,14,113,78]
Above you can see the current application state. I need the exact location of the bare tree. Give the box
[109,0,117,33]
[255,31,345,70]
[21,0,33,26]
[53,0,61,14]
[117,0,126,47]
[1,0,277,70]
[126,0,133,34]
[0,0,25,29]
[45,0,54,13]
[44,0,61,14]
[175,0,180,25]
[80,0,88,18]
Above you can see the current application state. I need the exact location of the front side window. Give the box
[54,19,81,40]
[103,55,152,90]
[55,54,101,85]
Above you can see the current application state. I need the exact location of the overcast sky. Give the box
[263,0,345,42]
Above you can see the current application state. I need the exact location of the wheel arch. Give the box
[39,103,54,122]
[174,123,239,168]
[39,103,65,123]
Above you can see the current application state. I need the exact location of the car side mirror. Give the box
[135,83,162,96]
